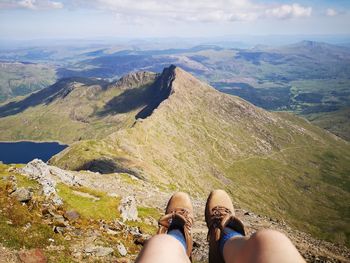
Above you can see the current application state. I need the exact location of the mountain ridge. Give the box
[50,66,350,246]
[0,65,349,246]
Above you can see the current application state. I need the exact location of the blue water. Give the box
[0,141,68,164]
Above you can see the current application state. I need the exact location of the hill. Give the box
[47,66,350,247]
[0,72,157,143]
[305,107,350,141]
[0,62,56,102]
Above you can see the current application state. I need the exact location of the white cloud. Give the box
[18,0,35,9]
[0,0,63,10]
[78,0,312,23]
[326,8,338,17]
[265,3,312,19]
[0,0,313,22]
[81,0,261,23]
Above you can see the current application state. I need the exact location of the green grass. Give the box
[305,107,350,141]
[225,144,350,246]
[54,82,350,246]
[0,164,67,250]
[57,183,121,220]
[138,206,161,219]
[0,73,156,144]
[15,173,39,188]
[126,206,161,234]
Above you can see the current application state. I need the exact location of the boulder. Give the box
[52,214,68,227]
[119,196,138,222]
[16,159,64,206]
[84,246,114,257]
[95,247,114,257]
[63,210,80,221]
[11,187,32,202]
[18,159,82,186]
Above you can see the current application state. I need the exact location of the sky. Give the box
[0,0,350,40]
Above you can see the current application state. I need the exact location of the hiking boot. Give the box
[205,189,246,263]
[158,192,194,259]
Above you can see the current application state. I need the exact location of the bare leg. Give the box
[136,234,191,263]
[223,229,306,263]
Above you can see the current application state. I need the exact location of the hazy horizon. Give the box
[1,34,350,50]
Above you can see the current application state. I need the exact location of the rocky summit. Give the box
[0,66,349,262]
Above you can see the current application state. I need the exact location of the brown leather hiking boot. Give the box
[157,192,194,259]
[205,190,246,263]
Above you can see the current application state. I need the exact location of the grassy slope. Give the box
[0,62,56,102]
[305,107,350,141]
[0,72,157,143]
[51,67,350,246]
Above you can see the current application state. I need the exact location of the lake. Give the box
[0,141,68,164]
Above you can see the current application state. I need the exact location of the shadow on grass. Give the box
[0,77,108,118]
[77,157,144,179]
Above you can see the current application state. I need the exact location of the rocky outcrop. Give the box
[16,159,82,205]
[112,71,158,90]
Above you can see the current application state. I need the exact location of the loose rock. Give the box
[11,188,32,202]
[84,246,114,257]
[119,196,138,222]
[63,210,80,222]
[117,243,127,256]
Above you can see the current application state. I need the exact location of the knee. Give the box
[145,234,182,248]
[251,229,291,245]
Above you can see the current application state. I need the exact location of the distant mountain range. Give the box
[0,40,349,139]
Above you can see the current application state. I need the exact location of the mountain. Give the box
[0,65,349,245]
[1,42,349,142]
[54,41,350,142]
[277,40,350,56]
[43,66,349,246]
[0,72,158,143]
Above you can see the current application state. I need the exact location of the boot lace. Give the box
[158,208,193,233]
[207,206,233,241]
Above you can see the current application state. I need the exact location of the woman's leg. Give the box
[136,192,194,263]
[205,190,306,263]
[136,234,190,263]
[223,229,305,263]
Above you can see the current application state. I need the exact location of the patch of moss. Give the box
[138,206,161,219]
[57,183,120,220]
[15,174,39,188]
[119,173,140,185]
[0,180,66,250]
